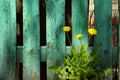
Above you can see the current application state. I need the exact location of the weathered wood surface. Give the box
[94,0,112,79]
[46,0,65,80]
[17,46,23,62]
[17,46,119,63]
[23,0,40,80]
[72,0,88,48]
[0,0,119,79]
[0,0,16,80]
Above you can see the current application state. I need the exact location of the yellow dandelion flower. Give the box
[76,34,82,39]
[63,26,71,32]
[88,28,97,35]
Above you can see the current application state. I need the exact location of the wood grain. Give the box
[23,0,40,80]
[0,0,16,80]
[46,0,65,79]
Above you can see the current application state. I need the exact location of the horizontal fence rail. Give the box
[0,0,119,80]
[16,46,119,80]
[17,46,118,63]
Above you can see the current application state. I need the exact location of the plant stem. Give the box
[66,32,72,46]
[88,35,91,46]
[79,39,82,45]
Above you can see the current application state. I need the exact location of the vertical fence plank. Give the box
[72,0,88,48]
[23,0,40,80]
[0,0,16,80]
[46,0,65,79]
[10,0,16,79]
[94,0,112,79]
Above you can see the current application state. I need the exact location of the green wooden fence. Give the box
[0,0,119,80]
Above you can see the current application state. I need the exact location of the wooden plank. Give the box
[16,46,96,63]
[0,0,16,80]
[10,0,17,79]
[23,0,40,80]
[94,0,112,79]
[16,46,73,63]
[18,46,118,61]
[66,46,72,55]
[17,46,47,62]
[113,0,118,4]
[89,1,118,11]
[46,0,65,79]
[72,0,88,49]
[17,46,23,62]
[41,46,47,62]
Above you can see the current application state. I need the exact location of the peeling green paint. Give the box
[23,0,40,80]
[46,0,65,80]
[0,0,16,80]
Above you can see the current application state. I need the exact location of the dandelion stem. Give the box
[88,35,91,46]
[80,39,82,45]
[66,32,72,46]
